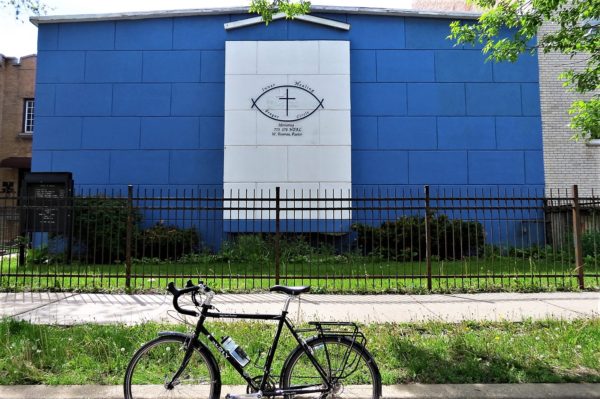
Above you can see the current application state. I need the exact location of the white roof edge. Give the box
[224,12,351,31]
[30,5,481,26]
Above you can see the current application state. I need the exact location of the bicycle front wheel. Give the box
[280,336,382,399]
[124,334,220,399]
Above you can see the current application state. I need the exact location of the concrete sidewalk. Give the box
[1,291,599,399]
[1,291,598,325]
[1,384,600,399]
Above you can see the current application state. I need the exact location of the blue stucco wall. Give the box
[32,12,544,246]
[33,12,542,193]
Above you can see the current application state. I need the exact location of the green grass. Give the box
[1,254,599,293]
[0,318,598,385]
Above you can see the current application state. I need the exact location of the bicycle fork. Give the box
[165,335,196,389]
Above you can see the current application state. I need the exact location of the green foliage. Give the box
[582,230,600,258]
[353,215,485,261]
[218,234,272,262]
[1,319,598,385]
[25,245,64,265]
[449,0,599,140]
[249,0,311,24]
[569,98,600,141]
[72,197,141,263]
[0,0,48,19]
[214,234,338,263]
[135,224,199,261]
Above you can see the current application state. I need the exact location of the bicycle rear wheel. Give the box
[280,336,382,399]
[124,334,220,399]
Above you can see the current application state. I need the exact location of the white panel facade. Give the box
[224,40,351,220]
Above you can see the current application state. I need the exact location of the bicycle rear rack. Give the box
[296,321,367,380]
[303,321,367,346]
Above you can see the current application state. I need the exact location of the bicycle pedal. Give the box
[226,392,263,399]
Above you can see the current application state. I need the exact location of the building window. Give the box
[23,98,34,134]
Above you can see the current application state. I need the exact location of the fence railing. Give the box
[1,185,599,293]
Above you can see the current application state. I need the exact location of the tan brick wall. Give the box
[0,54,35,195]
[0,55,35,243]
[539,24,600,196]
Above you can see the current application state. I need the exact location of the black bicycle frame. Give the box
[189,303,333,396]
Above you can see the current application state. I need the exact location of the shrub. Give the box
[72,197,141,263]
[353,215,484,261]
[136,223,199,260]
[582,230,600,258]
[216,234,337,263]
[218,234,271,262]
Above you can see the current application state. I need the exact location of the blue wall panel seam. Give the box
[141,51,145,82]
[198,50,205,82]
[463,82,467,117]
[112,23,116,50]
[433,116,439,150]
[83,50,88,81]
[169,84,173,116]
[171,17,175,49]
[404,83,408,115]
[52,84,57,115]
[110,84,114,116]
[493,116,498,149]
[108,151,112,183]
[402,16,407,48]
[466,150,470,184]
[376,116,380,150]
[519,83,524,116]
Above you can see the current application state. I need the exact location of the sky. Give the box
[0,0,414,57]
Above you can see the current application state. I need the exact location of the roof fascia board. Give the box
[31,5,480,26]
[224,12,350,31]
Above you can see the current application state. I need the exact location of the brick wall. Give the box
[539,24,599,196]
[0,54,35,191]
[0,54,35,242]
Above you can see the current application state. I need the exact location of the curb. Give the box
[1,384,599,399]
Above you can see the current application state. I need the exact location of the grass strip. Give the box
[2,257,599,293]
[0,318,598,386]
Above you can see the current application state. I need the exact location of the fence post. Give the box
[424,185,432,291]
[275,186,281,285]
[572,184,585,289]
[125,185,133,291]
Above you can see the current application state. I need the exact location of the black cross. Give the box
[278,89,296,116]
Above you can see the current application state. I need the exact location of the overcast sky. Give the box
[0,0,413,57]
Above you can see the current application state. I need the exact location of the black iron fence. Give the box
[0,185,599,293]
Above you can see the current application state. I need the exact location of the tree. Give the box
[250,0,599,141]
[249,0,311,24]
[0,0,47,19]
[449,0,599,141]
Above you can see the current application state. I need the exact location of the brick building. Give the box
[539,24,600,196]
[0,54,35,243]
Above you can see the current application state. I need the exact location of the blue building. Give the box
[30,6,543,247]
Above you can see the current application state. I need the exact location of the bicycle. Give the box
[124,280,382,399]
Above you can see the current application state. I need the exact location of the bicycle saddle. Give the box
[269,285,310,295]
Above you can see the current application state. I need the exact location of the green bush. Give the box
[353,215,484,261]
[217,234,271,262]
[136,223,199,260]
[582,230,600,258]
[72,197,141,263]
[26,245,64,265]
[215,234,337,263]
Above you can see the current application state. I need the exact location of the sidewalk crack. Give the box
[538,298,598,317]
[408,295,444,321]
[8,293,80,318]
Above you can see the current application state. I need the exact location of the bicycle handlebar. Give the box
[167,280,212,317]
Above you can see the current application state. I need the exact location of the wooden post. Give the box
[125,185,133,291]
[572,185,585,289]
[424,185,432,291]
[275,186,281,285]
